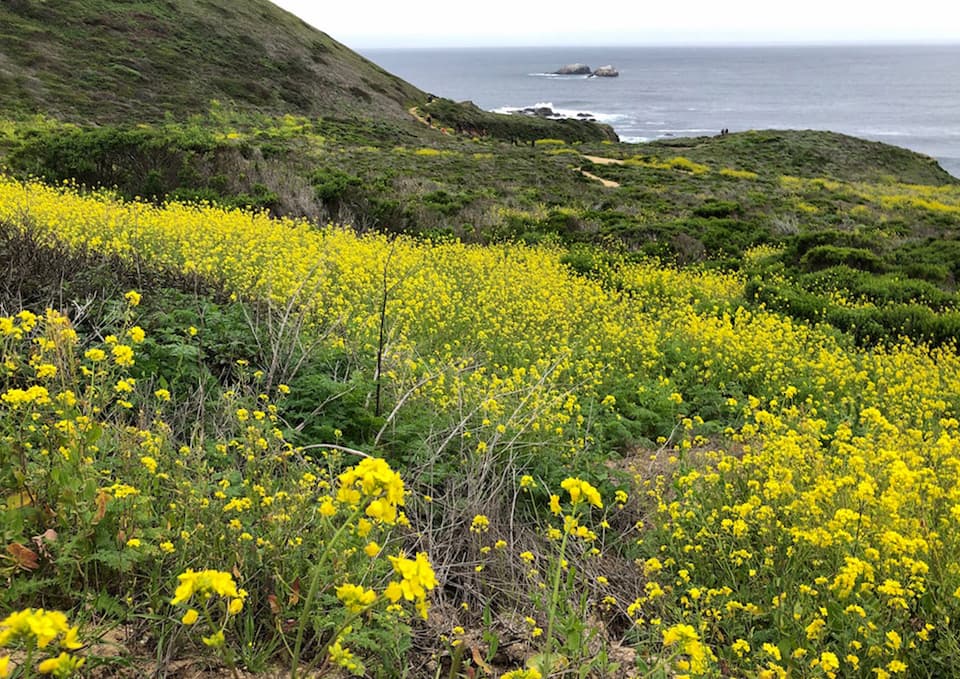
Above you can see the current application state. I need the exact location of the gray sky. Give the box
[271,0,960,48]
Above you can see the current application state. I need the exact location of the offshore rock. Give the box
[554,63,592,75]
[519,106,557,117]
[591,65,619,77]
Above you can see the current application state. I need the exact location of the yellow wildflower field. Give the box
[3,175,960,675]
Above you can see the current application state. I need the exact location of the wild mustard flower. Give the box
[336,584,377,613]
[470,514,490,533]
[814,651,840,674]
[8,161,960,677]
[328,637,362,675]
[549,495,561,515]
[111,344,134,367]
[35,363,57,379]
[384,552,437,618]
[37,652,85,676]
[560,478,602,508]
[171,569,243,605]
[336,457,405,524]
[0,609,84,678]
[0,609,82,650]
[501,669,542,679]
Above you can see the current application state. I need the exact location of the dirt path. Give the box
[408,106,450,134]
[577,168,620,188]
[581,155,625,165]
[577,155,624,187]
[408,105,428,125]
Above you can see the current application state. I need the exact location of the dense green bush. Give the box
[692,199,740,218]
[800,245,886,273]
[309,166,363,204]
[787,229,881,260]
[799,266,957,310]
[747,276,960,346]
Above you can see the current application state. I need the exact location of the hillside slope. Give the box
[0,0,425,122]
[647,129,957,186]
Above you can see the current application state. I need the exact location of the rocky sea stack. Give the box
[591,65,619,77]
[553,63,619,77]
[554,63,592,75]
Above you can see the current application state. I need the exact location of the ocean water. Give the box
[362,45,960,177]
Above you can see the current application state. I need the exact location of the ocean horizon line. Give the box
[359,40,960,51]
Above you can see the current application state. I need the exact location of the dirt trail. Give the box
[408,106,449,134]
[408,105,428,125]
[577,168,620,188]
[581,155,625,165]
[577,154,624,187]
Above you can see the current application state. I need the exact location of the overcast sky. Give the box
[271,0,960,48]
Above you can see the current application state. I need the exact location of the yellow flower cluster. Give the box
[328,635,362,675]
[336,583,377,613]
[336,457,405,525]
[662,623,716,675]
[0,609,83,678]
[171,568,245,612]
[779,174,960,221]
[1,385,52,408]
[384,552,437,619]
[500,669,542,679]
[560,477,602,508]
[470,514,490,533]
[0,310,38,339]
[0,299,438,673]
[0,609,81,650]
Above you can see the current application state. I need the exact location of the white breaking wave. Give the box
[492,101,626,124]
[860,129,911,137]
[527,72,588,78]
[656,128,715,135]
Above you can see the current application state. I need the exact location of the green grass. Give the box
[644,129,957,186]
[0,0,422,123]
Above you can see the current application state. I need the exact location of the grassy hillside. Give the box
[0,0,424,123]
[0,0,618,147]
[646,129,957,186]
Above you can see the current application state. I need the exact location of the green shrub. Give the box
[309,166,362,203]
[693,199,740,218]
[787,229,880,260]
[800,245,886,273]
